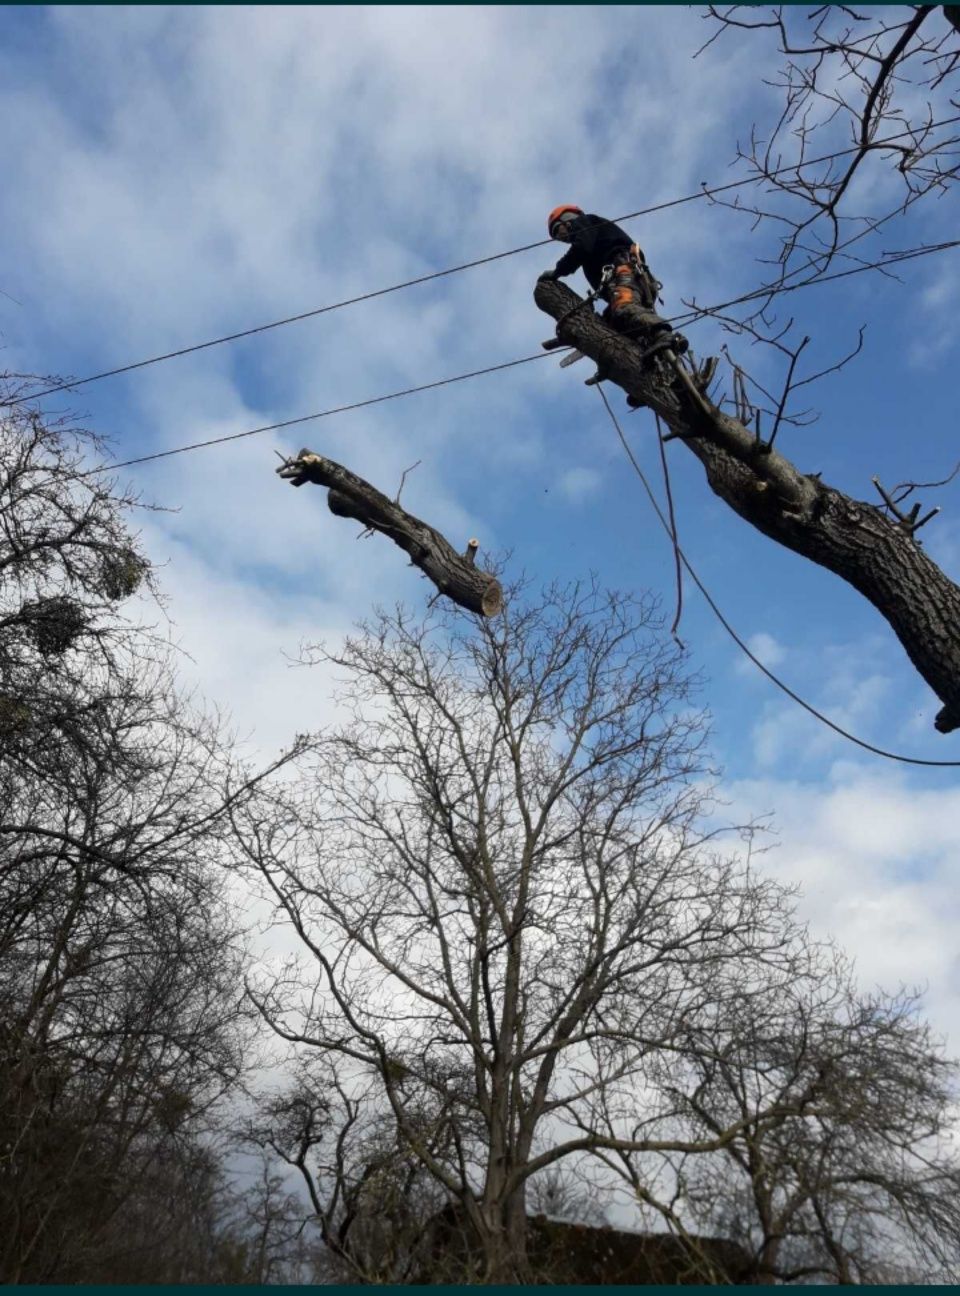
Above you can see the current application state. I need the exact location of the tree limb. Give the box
[276,449,503,617]
[535,278,960,734]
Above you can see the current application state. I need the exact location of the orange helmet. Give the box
[548,205,583,237]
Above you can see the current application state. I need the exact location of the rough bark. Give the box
[276,449,503,617]
[535,278,960,733]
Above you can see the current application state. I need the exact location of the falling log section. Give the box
[276,449,503,617]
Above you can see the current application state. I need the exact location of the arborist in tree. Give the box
[539,205,688,358]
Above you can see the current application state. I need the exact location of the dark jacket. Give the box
[552,213,636,289]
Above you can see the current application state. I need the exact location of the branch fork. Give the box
[871,476,940,537]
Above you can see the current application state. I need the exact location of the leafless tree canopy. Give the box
[672,7,960,469]
[238,582,909,1281]
[695,5,960,324]
[615,952,960,1283]
[0,384,298,1282]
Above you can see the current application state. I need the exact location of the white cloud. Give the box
[0,3,761,742]
[718,625,960,1054]
[729,627,906,773]
[733,629,785,678]
[555,466,603,504]
[908,258,960,369]
[136,519,352,755]
[727,768,960,1050]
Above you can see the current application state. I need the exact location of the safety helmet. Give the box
[548,205,583,237]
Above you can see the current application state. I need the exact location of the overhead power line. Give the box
[8,116,958,410]
[19,234,957,767]
[80,352,550,478]
[71,326,960,768]
[597,387,960,770]
[673,237,960,327]
[74,232,960,481]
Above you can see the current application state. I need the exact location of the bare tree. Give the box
[0,383,295,1281]
[669,960,960,1284]
[246,1059,453,1283]
[82,1138,325,1284]
[237,581,826,1282]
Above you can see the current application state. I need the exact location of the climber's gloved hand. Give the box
[537,268,560,281]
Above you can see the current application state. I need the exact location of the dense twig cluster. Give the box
[682,6,960,463]
[696,5,960,306]
[237,585,960,1281]
[0,383,307,1282]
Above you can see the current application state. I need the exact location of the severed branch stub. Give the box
[871,476,940,537]
[276,449,503,617]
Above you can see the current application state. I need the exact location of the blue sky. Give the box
[2,5,959,1050]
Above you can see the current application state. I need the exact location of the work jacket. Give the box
[552,214,638,290]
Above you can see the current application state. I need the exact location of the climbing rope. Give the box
[597,387,960,769]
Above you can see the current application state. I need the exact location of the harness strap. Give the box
[552,264,615,334]
[604,245,662,308]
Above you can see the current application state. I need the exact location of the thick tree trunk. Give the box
[277,449,503,617]
[472,1194,529,1283]
[535,278,960,734]
[430,1194,529,1283]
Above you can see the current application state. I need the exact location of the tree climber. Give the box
[539,205,688,358]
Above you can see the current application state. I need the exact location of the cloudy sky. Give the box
[2,5,959,1054]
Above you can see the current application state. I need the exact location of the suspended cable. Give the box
[597,387,960,769]
[654,410,684,645]
[73,224,960,482]
[61,219,960,486]
[674,237,960,329]
[8,116,958,410]
[79,352,550,478]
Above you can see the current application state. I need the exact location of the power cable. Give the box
[18,247,960,765]
[79,352,550,478]
[7,116,958,410]
[76,230,960,481]
[674,237,960,328]
[597,387,960,769]
[10,247,548,410]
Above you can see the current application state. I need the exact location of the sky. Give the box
[1,5,959,1062]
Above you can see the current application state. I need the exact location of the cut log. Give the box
[535,277,960,734]
[276,449,503,617]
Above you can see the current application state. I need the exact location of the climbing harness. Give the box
[541,265,615,369]
[625,242,663,308]
[542,261,686,401]
[542,246,665,356]
[541,242,688,408]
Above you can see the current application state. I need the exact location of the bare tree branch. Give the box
[535,277,960,733]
